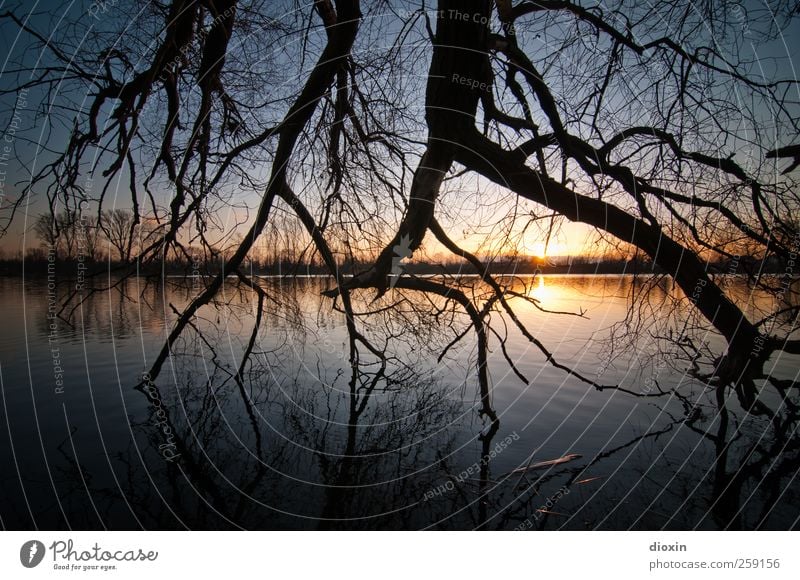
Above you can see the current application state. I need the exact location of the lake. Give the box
[0,274,797,530]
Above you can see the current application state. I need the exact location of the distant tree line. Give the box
[1,209,774,279]
[30,208,139,263]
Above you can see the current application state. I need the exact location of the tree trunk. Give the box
[455,129,766,384]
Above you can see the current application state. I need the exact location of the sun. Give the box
[531,241,548,259]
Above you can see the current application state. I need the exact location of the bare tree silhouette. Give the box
[100,209,136,262]
[2,0,799,424]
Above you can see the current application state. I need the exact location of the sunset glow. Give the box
[530,274,551,302]
[531,241,549,258]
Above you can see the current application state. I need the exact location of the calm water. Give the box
[0,274,797,530]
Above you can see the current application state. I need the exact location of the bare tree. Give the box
[33,213,58,254]
[2,0,799,420]
[33,210,82,259]
[78,215,101,262]
[100,209,136,262]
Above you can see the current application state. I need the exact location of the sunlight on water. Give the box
[0,275,797,530]
[530,274,550,302]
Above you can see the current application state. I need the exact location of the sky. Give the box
[0,0,798,260]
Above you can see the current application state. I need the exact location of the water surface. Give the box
[0,274,797,530]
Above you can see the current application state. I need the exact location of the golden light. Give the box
[531,241,548,258]
[529,239,569,259]
[530,275,550,302]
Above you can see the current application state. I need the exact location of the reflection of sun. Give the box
[530,275,550,302]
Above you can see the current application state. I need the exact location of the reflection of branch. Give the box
[482,419,680,530]
[328,275,499,430]
[143,2,362,384]
[233,271,267,383]
[455,127,774,385]
[229,272,268,461]
[428,218,611,390]
[430,218,586,317]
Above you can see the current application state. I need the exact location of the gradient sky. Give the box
[0,0,798,259]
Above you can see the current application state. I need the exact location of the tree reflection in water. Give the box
[16,276,799,530]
